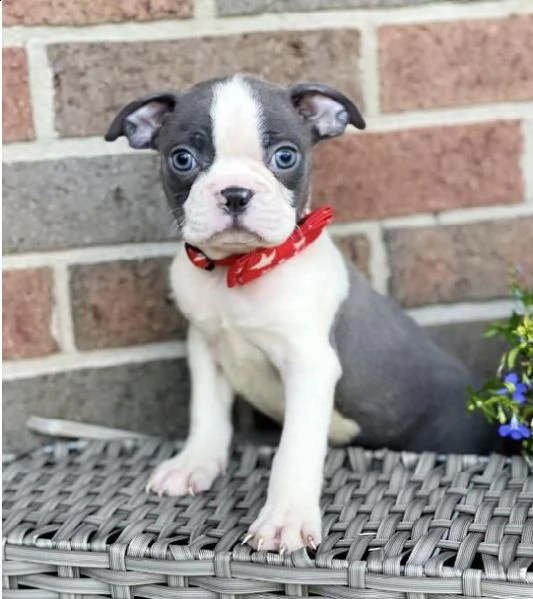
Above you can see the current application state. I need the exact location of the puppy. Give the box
[106,74,493,552]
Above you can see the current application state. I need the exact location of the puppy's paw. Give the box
[328,409,360,446]
[146,446,227,497]
[246,500,322,554]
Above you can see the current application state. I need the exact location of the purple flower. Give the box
[497,373,528,404]
[499,416,531,441]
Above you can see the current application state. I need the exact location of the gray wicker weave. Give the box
[3,439,533,598]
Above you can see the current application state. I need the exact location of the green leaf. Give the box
[507,346,521,369]
[509,312,522,329]
[483,328,501,339]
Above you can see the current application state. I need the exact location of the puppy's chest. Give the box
[170,237,348,394]
[201,311,279,398]
[174,270,280,393]
[213,321,279,398]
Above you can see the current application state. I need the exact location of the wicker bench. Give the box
[3,439,533,598]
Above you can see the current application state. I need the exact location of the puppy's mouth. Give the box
[206,225,266,252]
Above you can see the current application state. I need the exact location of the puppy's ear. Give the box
[289,83,365,142]
[105,91,178,149]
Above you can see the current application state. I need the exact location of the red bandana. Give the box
[185,206,334,288]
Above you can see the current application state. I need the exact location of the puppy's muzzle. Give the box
[220,186,254,216]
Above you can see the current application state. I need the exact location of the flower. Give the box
[497,372,528,404]
[499,415,531,440]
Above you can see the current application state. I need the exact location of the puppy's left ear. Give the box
[289,83,365,142]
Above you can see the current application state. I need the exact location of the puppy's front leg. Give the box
[247,343,341,552]
[147,325,233,496]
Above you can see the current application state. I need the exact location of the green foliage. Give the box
[467,272,533,457]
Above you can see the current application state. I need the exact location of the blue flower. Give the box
[499,416,530,441]
[497,372,528,404]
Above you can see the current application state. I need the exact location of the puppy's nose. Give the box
[220,186,254,214]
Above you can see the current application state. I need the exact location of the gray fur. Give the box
[333,261,495,453]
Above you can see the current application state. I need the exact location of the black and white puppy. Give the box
[106,75,493,553]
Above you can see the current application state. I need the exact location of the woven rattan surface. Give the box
[3,440,533,598]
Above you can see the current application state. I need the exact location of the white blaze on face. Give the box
[211,76,263,162]
[183,76,297,250]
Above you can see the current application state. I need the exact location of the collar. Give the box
[185,206,334,288]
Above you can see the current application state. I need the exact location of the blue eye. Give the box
[272,147,298,170]
[170,149,197,172]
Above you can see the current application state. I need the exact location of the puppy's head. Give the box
[106,75,364,255]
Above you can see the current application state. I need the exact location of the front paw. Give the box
[146,446,227,497]
[246,500,322,553]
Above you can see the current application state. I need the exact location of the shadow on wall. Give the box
[428,320,509,383]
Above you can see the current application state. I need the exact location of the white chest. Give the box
[170,251,282,404]
[213,324,283,414]
[168,237,357,439]
[168,236,349,412]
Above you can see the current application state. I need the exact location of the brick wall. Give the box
[3,0,533,453]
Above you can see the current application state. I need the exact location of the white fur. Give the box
[210,76,263,161]
[182,77,296,249]
[146,326,233,496]
[147,232,358,551]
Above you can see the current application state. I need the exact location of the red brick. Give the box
[70,259,187,350]
[2,48,34,143]
[2,269,57,360]
[47,30,361,138]
[386,218,533,308]
[3,0,192,26]
[380,15,533,112]
[312,121,522,221]
[333,234,371,278]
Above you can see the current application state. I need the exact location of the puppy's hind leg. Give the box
[329,409,360,446]
[147,326,234,496]
[236,370,359,446]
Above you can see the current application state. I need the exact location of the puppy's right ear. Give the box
[105,92,178,149]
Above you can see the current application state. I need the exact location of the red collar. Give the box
[185,206,333,288]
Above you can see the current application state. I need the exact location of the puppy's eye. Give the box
[170,149,197,172]
[271,147,298,170]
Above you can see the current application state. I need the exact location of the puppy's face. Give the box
[106,75,364,254]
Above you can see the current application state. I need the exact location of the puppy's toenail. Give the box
[307,535,317,550]
[241,533,254,545]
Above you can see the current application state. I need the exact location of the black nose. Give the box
[220,187,254,214]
